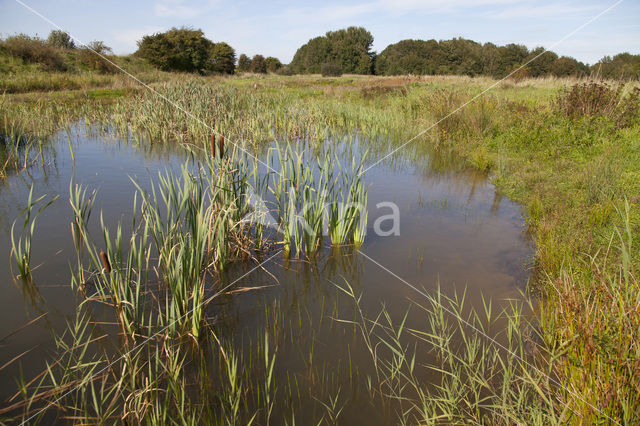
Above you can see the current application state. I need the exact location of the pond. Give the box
[0,125,534,423]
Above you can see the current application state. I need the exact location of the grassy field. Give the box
[2,71,639,423]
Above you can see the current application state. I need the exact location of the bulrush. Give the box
[218,134,225,159]
[99,251,111,274]
[210,133,224,159]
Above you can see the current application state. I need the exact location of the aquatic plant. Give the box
[10,186,58,282]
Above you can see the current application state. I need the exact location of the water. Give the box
[0,126,534,422]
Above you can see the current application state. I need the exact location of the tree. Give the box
[290,27,374,75]
[237,54,251,72]
[524,47,557,77]
[208,42,235,74]
[376,39,439,75]
[326,27,374,74]
[249,54,266,73]
[79,41,116,73]
[265,56,282,73]
[137,27,217,73]
[46,30,75,49]
[591,53,640,80]
[551,56,580,77]
[290,36,332,74]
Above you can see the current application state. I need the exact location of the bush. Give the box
[249,54,266,73]
[2,34,65,71]
[321,62,342,77]
[275,65,294,76]
[79,41,117,73]
[137,27,212,73]
[265,56,282,73]
[46,30,75,49]
[236,54,251,73]
[207,42,235,74]
[557,82,640,128]
[136,27,235,74]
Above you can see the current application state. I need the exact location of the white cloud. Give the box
[376,0,522,14]
[154,0,218,18]
[112,26,165,53]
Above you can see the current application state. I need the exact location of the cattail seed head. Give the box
[100,251,111,274]
[218,135,225,159]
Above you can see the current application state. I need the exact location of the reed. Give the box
[10,186,58,282]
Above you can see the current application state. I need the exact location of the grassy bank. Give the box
[2,73,639,422]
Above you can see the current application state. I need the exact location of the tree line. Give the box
[2,26,638,79]
[290,26,639,79]
[136,28,284,75]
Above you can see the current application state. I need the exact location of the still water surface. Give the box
[0,126,533,422]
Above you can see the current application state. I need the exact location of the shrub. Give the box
[557,82,640,128]
[265,56,282,73]
[207,42,235,74]
[236,54,251,73]
[275,65,294,76]
[2,34,65,71]
[137,27,212,73]
[136,28,235,74]
[507,64,530,82]
[46,30,75,49]
[79,41,117,73]
[249,54,266,73]
[321,62,342,77]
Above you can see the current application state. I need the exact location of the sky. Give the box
[0,0,638,65]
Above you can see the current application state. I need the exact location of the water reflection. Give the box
[0,123,533,422]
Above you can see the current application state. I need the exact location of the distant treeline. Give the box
[291,26,640,79]
[2,26,639,80]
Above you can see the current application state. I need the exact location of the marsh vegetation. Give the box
[0,73,638,424]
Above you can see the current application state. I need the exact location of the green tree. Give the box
[207,42,235,74]
[249,54,266,73]
[290,36,332,74]
[523,47,558,77]
[265,56,282,73]
[237,53,251,72]
[551,56,581,77]
[591,53,640,79]
[290,27,374,75]
[46,30,75,49]
[137,27,213,73]
[326,27,374,74]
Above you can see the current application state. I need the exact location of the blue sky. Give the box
[0,0,638,64]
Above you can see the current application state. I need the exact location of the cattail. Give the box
[99,251,111,274]
[218,135,224,159]
[210,133,215,157]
